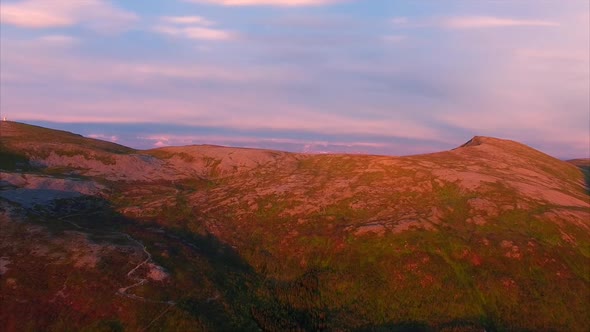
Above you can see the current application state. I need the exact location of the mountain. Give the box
[1,121,589,331]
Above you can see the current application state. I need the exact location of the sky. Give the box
[1,0,589,158]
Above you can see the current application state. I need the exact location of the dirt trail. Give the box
[115,233,174,304]
[116,234,151,296]
[57,213,175,305]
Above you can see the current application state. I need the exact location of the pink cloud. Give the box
[153,25,234,40]
[442,16,559,29]
[390,16,560,30]
[0,41,301,85]
[515,49,588,63]
[1,2,72,28]
[0,37,448,144]
[2,3,587,159]
[4,90,445,142]
[38,35,78,45]
[138,134,419,155]
[430,10,588,156]
[0,0,138,31]
[141,134,389,148]
[153,14,234,40]
[161,16,215,25]
[88,134,119,142]
[184,0,347,6]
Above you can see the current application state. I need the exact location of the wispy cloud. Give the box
[442,16,559,29]
[153,15,233,40]
[138,134,414,155]
[88,134,119,143]
[185,0,346,6]
[390,16,560,30]
[153,25,234,40]
[0,0,138,31]
[37,35,78,46]
[1,3,71,28]
[2,1,587,159]
[161,16,214,25]
[0,47,293,84]
[515,48,588,63]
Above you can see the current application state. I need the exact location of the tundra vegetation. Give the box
[1,121,589,331]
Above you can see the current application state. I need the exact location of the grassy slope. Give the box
[0,121,133,154]
[1,122,589,331]
[0,121,134,171]
[140,137,589,330]
[196,144,589,330]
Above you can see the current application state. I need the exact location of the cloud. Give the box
[3,86,444,142]
[184,0,346,6]
[2,1,587,159]
[161,16,214,25]
[137,133,432,155]
[0,36,257,83]
[515,49,588,63]
[378,8,587,157]
[1,4,71,28]
[390,16,560,30]
[38,35,78,45]
[154,15,233,40]
[442,16,559,29]
[88,134,119,142]
[0,0,138,31]
[429,10,589,157]
[153,25,234,40]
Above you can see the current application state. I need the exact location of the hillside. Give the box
[1,121,589,331]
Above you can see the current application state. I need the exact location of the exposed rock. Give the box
[147,263,169,281]
[0,257,10,275]
[354,223,386,236]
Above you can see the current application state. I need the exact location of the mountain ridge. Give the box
[1,120,589,331]
[2,121,586,180]
[7,120,584,158]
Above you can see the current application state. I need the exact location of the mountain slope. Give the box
[1,121,589,331]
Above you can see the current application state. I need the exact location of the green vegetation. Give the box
[146,150,195,163]
[1,122,133,154]
[0,149,30,171]
[1,122,589,331]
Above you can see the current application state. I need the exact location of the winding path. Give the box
[58,212,175,305]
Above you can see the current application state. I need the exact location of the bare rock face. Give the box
[0,172,105,208]
[0,172,104,195]
[148,145,294,178]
